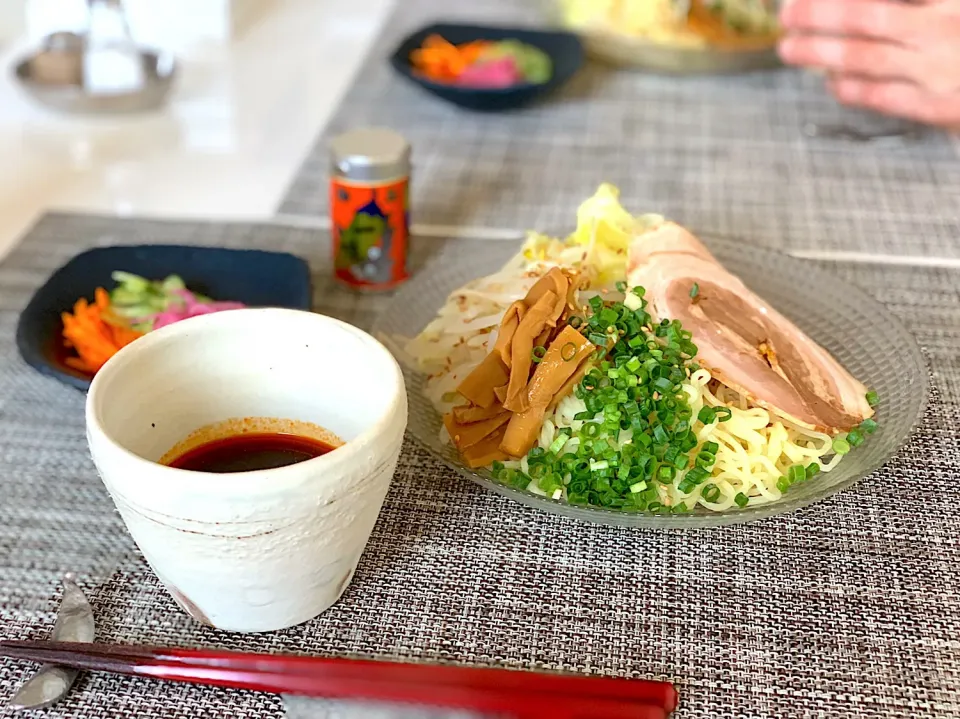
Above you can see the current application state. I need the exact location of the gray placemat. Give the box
[1,214,959,719]
[278,0,960,260]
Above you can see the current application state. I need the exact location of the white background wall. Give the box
[4,0,269,49]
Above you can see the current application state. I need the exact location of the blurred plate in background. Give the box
[542,0,782,74]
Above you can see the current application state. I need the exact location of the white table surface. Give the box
[0,0,395,262]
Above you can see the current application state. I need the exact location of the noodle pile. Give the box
[404,187,849,512]
[504,368,838,511]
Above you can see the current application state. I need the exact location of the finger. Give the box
[778,36,921,83]
[779,0,923,43]
[829,76,960,127]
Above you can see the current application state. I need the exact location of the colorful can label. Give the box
[331,177,410,290]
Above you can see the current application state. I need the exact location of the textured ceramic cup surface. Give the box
[86,308,407,632]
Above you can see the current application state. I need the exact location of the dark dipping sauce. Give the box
[167,433,336,473]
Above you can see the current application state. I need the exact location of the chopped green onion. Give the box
[531,346,547,363]
[689,282,699,299]
[698,407,717,424]
[776,477,790,493]
[686,467,709,485]
[695,452,715,469]
[788,465,806,484]
[715,407,733,422]
[702,484,721,503]
[847,429,864,447]
[865,390,879,407]
[615,281,627,293]
[860,418,878,434]
[734,492,750,508]
[677,479,696,494]
[832,437,851,455]
[505,290,720,512]
[653,377,674,393]
[806,463,820,478]
[548,435,567,455]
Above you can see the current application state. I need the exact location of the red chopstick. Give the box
[0,641,677,718]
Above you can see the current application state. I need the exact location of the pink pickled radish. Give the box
[456,57,523,89]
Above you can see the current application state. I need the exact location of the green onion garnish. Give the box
[487,289,749,512]
[832,437,851,455]
[860,418,878,434]
[776,476,790,493]
[698,407,717,424]
[531,346,547,363]
[690,283,699,300]
[734,492,750,508]
[865,390,879,407]
[805,463,820,478]
[548,435,567,455]
[847,429,864,447]
[677,478,696,494]
[788,465,805,484]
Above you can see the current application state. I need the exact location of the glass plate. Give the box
[372,238,928,527]
[540,0,782,74]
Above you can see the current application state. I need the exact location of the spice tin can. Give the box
[329,128,411,291]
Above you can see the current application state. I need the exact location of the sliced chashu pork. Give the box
[626,223,873,433]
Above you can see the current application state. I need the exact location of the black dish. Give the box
[16,244,313,391]
[390,22,584,112]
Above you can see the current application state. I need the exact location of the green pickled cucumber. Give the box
[481,40,553,84]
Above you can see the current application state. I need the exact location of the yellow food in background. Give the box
[560,0,708,47]
[559,0,779,50]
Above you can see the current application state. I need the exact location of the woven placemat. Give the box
[0,214,959,719]
[278,0,960,260]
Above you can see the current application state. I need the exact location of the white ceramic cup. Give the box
[86,308,407,633]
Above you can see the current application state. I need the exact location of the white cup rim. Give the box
[86,307,405,489]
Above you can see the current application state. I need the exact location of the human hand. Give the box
[777,0,960,128]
